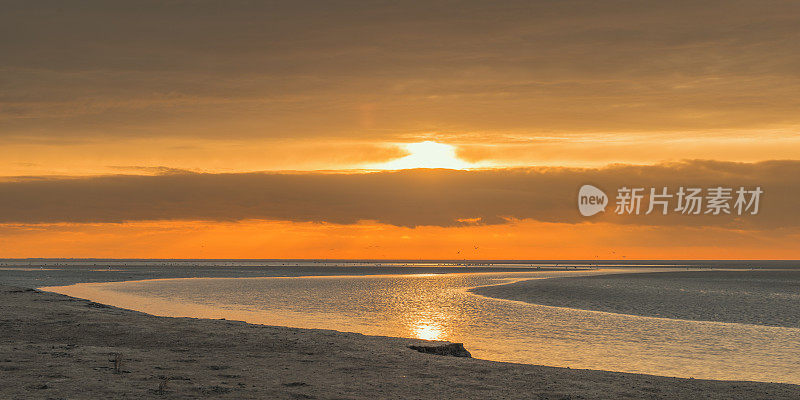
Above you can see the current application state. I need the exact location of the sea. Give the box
[2,259,799,384]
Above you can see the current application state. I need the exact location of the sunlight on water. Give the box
[411,319,446,341]
[42,269,800,384]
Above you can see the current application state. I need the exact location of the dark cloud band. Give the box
[1,160,796,228]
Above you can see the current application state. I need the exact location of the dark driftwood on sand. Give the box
[409,343,472,357]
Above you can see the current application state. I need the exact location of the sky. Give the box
[2,1,799,259]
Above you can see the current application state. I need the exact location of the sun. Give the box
[373,141,473,170]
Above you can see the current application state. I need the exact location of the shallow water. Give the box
[43,269,800,384]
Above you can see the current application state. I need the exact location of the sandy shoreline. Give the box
[471,270,800,328]
[2,285,799,399]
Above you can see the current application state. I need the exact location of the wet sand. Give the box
[2,285,798,399]
[471,270,800,327]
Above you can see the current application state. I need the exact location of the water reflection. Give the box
[410,319,445,341]
[42,270,800,384]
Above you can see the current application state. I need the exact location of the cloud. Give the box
[0,160,796,229]
[0,139,409,176]
[2,1,800,143]
[454,133,800,166]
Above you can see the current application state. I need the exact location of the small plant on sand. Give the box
[157,377,170,395]
[110,353,123,374]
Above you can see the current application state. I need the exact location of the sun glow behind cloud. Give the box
[372,141,476,170]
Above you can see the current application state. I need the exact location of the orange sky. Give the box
[2,220,798,260]
[2,1,799,259]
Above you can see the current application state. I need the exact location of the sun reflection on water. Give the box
[410,319,446,341]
